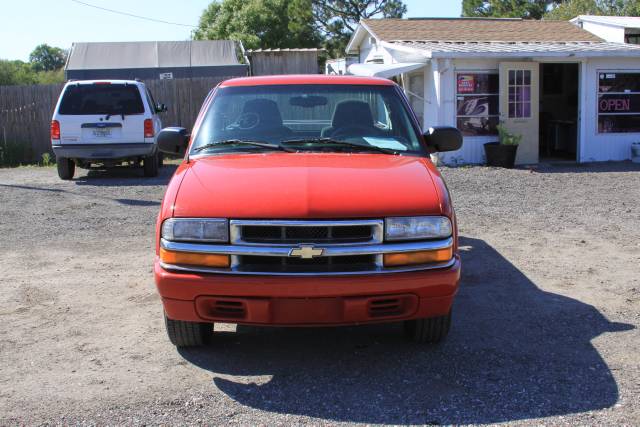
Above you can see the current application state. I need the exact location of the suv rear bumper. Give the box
[155,255,461,326]
[52,143,156,160]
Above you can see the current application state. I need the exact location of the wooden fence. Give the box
[0,77,234,164]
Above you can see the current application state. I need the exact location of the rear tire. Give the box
[164,314,212,347]
[404,310,452,343]
[56,157,75,180]
[158,152,164,168]
[143,152,159,177]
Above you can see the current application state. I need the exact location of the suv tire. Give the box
[164,314,212,347]
[143,152,159,177]
[404,310,451,343]
[158,152,164,168]
[57,157,75,180]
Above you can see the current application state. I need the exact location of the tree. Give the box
[29,44,66,72]
[310,0,407,57]
[0,60,37,86]
[193,0,321,50]
[462,0,564,19]
[546,0,640,19]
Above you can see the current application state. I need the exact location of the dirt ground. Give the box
[0,161,639,425]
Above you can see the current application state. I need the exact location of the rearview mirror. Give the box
[423,126,462,152]
[157,127,189,156]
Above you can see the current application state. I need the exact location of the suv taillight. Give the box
[50,120,60,140]
[144,119,154,138]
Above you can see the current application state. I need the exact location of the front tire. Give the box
[56,157,75,180]
[143,152,159,177]
[164,314,212,347]
[404,310,452,343]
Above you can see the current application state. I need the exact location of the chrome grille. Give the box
[230,220,383,246]
[160,219,455,276]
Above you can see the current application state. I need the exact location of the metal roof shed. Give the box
[65,40,249,80]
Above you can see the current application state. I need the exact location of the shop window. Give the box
[598,72,640,133]
[456,72,499,136]
[508,70,531,119]
[625,34,640,45]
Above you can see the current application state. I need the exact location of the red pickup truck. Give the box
[154,75,462,347]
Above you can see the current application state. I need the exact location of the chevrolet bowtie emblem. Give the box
[289,245,324,259]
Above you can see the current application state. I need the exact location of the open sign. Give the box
[600,98,631,112]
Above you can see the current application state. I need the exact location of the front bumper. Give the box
[155,255,460,326]
[52,143,156,160]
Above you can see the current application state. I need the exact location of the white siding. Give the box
[358,37,394,64]
[581,22,626,43]
[581,57,640,162]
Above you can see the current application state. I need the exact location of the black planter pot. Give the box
[484,142,518,168]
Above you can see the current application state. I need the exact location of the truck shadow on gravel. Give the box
[179,236,633,424]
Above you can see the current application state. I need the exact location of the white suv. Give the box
[51,80,165,180]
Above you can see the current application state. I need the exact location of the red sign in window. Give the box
[457,75,475,93]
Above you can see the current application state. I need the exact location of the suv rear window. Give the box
[58,84,145,115]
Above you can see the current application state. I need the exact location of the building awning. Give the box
[347,62,426,78]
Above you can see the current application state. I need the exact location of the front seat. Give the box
[240,99,292,136]
[321,100,380,137]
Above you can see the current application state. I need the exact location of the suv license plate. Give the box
[92,129,112,138]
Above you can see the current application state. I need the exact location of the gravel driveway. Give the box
[1,162,639,425]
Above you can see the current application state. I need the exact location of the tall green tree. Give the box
[193,0,321,50]
[29,44,66,72]
[546,0,640,19]
[462,0,565,19]
[309,0,406,57]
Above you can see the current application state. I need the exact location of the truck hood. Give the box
[172,153,443,218]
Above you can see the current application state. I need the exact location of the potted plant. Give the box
[484,124,522,168]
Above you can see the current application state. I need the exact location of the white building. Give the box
[571,15,640,44]
[346,18,640,165]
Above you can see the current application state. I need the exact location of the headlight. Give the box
[161,218,229,242]
[384,216,452,241]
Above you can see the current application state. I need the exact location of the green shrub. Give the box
[41,152,52,166]
[497,124,522,146]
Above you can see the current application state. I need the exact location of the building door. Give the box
[499,62,540,164]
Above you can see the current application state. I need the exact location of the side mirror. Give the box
[157,127,189,156]
[156,103,168,113]
[423,126,463,152]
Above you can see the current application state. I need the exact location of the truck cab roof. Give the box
[220,75,396,87]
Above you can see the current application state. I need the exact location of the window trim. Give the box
[454,69,500,137]
[596,69,640,134]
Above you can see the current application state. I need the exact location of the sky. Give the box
[0,0,462,61]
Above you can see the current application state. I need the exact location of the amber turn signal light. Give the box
[160,248,230,268]
[383,248,452,267]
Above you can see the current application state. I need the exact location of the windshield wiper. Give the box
[194,139,294,153]
[281,137,399,155]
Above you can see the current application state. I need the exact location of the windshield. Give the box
[58,84,145,116]
[191,84,424,155]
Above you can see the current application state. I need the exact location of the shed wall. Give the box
[249,51,319,76]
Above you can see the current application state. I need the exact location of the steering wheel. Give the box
[330,124,377,139]
[235,112,260,130]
